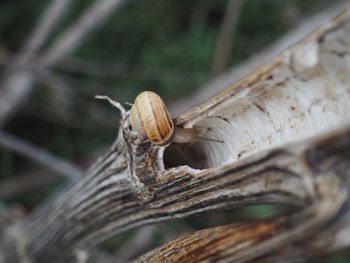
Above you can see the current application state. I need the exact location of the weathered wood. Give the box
[137,129,350,262]
[8,130,312,262]
[2,4,350,263]
[175,6,350,167]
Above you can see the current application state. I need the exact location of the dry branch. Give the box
[0,0,128,127]
[170,2,349,115]
[22,0,74,58]
[138,129,350,262]
[0,130,82,180]
[55,57,188,83]
[1,4,350,263]
[113,225,156,261]
[0,0,74,126]
[6,134,312,262]
[0,171,59,199]
[40,0,127,67]
[211,0,244,76]
[0,55,188,83]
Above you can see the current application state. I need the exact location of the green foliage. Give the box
[0,149,14,180]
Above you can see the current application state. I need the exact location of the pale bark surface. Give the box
[1,4,350,263]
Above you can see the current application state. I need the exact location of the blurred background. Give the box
[0,0,347,262]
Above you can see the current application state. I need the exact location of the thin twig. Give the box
[0,170,59,198]
[0,130,82,180]
[20,0,75,62]
[34,70,74,113]
[113,226,156,261]
[0,0,128,127]
[40,0,127,66]
[0,0,74,127]
[0,56,187,83]
[211,0,244,76]
[55,57,188,83]
[21,74,117,132]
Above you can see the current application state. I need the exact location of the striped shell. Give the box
[129,91,174,145]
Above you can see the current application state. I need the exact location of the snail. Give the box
[129,91,199,145]
[95,91,223,146]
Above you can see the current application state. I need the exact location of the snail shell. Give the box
[129,91,174,145]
